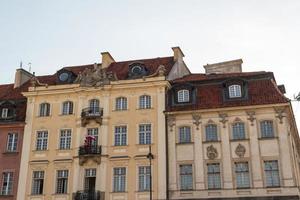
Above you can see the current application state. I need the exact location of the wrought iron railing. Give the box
[79,145,101,156]
[73,190,101,200]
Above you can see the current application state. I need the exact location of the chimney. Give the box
[203,59,243,74]
[172,47,185,62]
[101,52,115,68]
[14,68,34,88]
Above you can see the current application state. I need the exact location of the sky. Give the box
[0,0,300,125]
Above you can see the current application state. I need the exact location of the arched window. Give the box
[89,99,100,114]
[232,122,245,140]
[116,97,127,110]
[139,95,151,109]
[39,103,50,117]
[205,124,218,141]
[62,101,73,115]
[228,85,242,98]
[177,89,190,103]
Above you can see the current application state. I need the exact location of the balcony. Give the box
[81,107,103,127]
[78,145,102,166]
[73,190,103,200]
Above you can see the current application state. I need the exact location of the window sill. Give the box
[266,185,281,188]
[202,140,221,144]
[230,138,249,142]
[32,149,49,152]
[207,188,222,190]
[37,115,51,118]
[136,143,152,147]
[59,113,75,116]
[258,136,278,140]
[136,107,153,110]
[111,191,127,193]
[176,142,194,145]
[0,194,13,197]
[236,187,251,190]
[112,109,128,112]
[52,193,69,196]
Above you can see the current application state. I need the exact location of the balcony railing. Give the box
[73,190,101,200]
[79,145,102,156]
[81,107,103,126]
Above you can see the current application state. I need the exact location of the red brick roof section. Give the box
[0,83,28,100]
[167,72,289,112]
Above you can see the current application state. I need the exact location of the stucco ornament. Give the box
[74,63,118,87]
[167,116,176,132]
[235,143,246,158]
[246,110,256,126]
[207,145,218,160]
[274,107,286,124]
[192,114,201,130]
[219,113,228,128]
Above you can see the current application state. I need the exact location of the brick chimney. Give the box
[14,68,34,88]
[172,46,185,62]
[101,52,115,69]
[203,59,243,74]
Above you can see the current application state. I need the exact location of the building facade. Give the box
[166,60,300,199]
[17,47,190,200]
[0,69,33,200]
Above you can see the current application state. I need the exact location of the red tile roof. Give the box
[167,72,289,112]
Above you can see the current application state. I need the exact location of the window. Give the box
[264,161,280,187]
[36,131,48,151]
[39,103,50,117]
[228,85,242,98]
[1,108,8,118]
[207,163,221,189]
[179,127,191,143]
[139,124,151,145]
[235,162,250,188]
[1,172,13,195]
[84,169,96,190]
[260,121,274,138]
[88,128,99,146]
[180,165,193,190]
[89,99,100,114]
[62,101,73,115]
[139,95,151,109]
[6,133,18,152]
[113,168,126,192]
[205,124,218,141]
[31,171,44,195]
[232,122,246,140]
[114,126,127,146]
[177,89,189,103]
[116,97,127,110]
[56,170,68,194]
[138,166,150,191]
[59,129,71,150]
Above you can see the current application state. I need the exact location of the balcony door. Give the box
[89,99,99,114]
[87,128,98,146]
[85,169,96,192]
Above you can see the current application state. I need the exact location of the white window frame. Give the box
[228,84,242,98]
[31,171,44,195]
[59,129,72,150]
[6,133,18,152]
[1,108,8,118]
[139,95,151,109]
[36,131,48,151]
[1,172,13,195]
[139,124,151,145]
[62,101,73,115]
[113,167,126,192]
[177,89,190,103]
[138,166,151,191]
[89,99,100,113]
[115,97,127,111]
[56,170,68,194]
[179,164,193,190]
[179,126,191,143]
[235,162,250,188]
[114,126,127,146]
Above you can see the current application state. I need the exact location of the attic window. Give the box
[178,89,190,103]
[131,65,142,74]
[59,72,69,82]
[1,108,8,118]
[228,85,242,98]
[128,63,148,79]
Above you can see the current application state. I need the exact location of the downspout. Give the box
[165,111,169,200]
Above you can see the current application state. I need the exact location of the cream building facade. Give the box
[165,60,300,199]
[17,48,190,200]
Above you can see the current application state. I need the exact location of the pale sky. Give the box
[0,0,300,126]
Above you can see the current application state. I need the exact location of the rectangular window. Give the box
[264,160,280,187]
[235,162,250,188]
[138,166,150,191]
[56,170,68,194]
[31,171,44,195]
[6,133,18,152]
[1,172,13,195]
[87,128,99,146]
[59,129,71,150]
[179,127,191,143]
[139,124,151,145]
[232,123,246,140]
[84,169,96,190]
[205,125,218,141]
[114,126,127,146]
[180,165,193,190]
[260,121,274,138]
[36,131,48,151]
[113,167,126,192]
[207,163,221,189]
[1,108,8,118]
[62,101,73,115]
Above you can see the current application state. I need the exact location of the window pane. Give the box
[113,168,126,192]
[116,97,127,110]
[205,125,218,141]
[139,95,151,109]
[56,170,68,194]
[261,121,274,138]
[179,127,191,143]
[6,133,18,152]
[229,85,242,98]
[139,166,150,191]
[180,165,193,190]
[178,90,190,103]
[1,172,13,195]
[235,162,250,188]
[59,129,72,150]
[36,131,48,150]
[232,123,245,140]
[32,171,44,195]
[264,161,280,187]
[207,163,221,189]
[139,124,151,145]
[115,126,127,146]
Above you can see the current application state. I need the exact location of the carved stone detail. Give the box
[246,111,256,126]
[235,143,246,158]
[207,145,218,160]
[79,155,101,166]
[219,113,228,128]
[74,64,118,87]
[167,116,176,132]
[274,107,286,124]
[30,76,48,88]
[192,114,201,130]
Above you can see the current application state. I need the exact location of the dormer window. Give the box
[1,108,8,118]
[128,63,149,79]
[228,85,242,98]
[177,89,190,103]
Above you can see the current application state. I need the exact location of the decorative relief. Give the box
[142,65,166,80]
[246,110,256,126]
[219,113,228,128]
[79,155,101,166]
[167,116,176,132]
[207,145,218,160]
[74,63,118,87]
[192,114,201,130]
[274,107,286,124]
[235,143,246,158]
[30,75,48,88]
